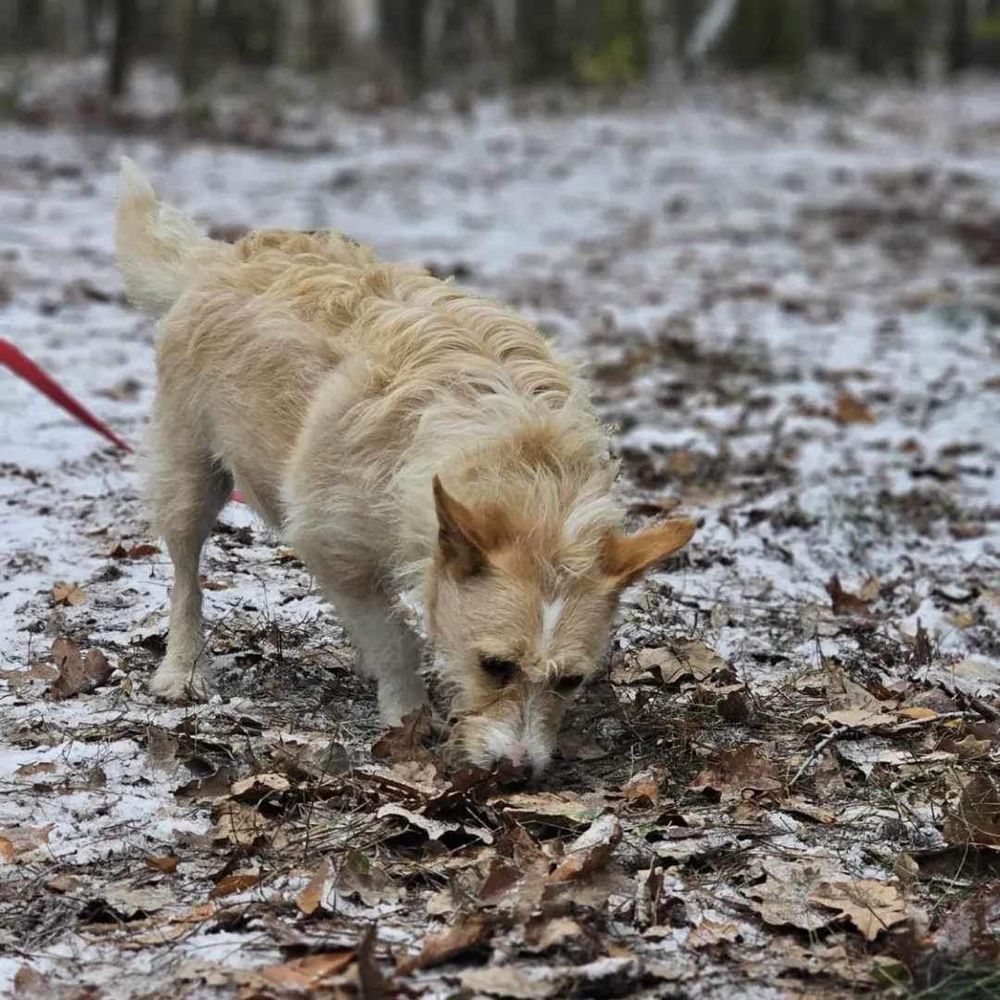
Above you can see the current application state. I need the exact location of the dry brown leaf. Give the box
[209,872,262,899]
[460,966,561,999]
[127,542,160,559]
[371,707,434,763]
[623,767,662,808]
[296,858,333,915]
[13,966,53,997]
[46,639,111,700]
[210,801,286,850]
[229,773,291,799]
[825,575,874,617]
[689,746,782,801]
[547,815,621,883]
[612,640,729,686]
[813,707,900,729]
[834,390,876,425]
[146,855,179,874]
[685,920,744,949]
[15,761,57,778]
[51,581,86,606]
[488,791,606,826]
[260,951,356,991]
[44,873,80,894]
[744,857,844,932]
[523,916,589,954]
[943,773,1000,848]
[898,706,938,721]
[0,662,59,689]
[809,880,909,940]
[0,824,54,862]
[398,917,493,973]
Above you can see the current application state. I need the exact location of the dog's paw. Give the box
[148,666,209,703]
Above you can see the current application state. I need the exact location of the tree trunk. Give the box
[514,0,560,81]
[173,0,199,95]
[63,0,88,55]
[280,0,313,69]
[947,0,972,73]
[814,0,844,51]
[379,0,428,90]
[107,0,135,97]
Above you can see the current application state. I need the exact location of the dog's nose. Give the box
[495,756,533,786]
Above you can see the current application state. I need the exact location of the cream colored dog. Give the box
[115,158,694,776]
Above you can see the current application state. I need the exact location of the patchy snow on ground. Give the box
[1,74,998,998]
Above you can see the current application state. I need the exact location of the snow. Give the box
[1,73,998,996]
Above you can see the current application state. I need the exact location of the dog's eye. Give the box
[553,674,584,696]
[480,657,517,683]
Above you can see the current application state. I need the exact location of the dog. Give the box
[115,158,694,777]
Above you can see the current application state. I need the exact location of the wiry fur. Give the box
[115,159,695,775]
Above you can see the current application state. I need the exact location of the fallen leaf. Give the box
[685,919,744,949]
[127,542,160,559]
[825,575,873,617]
[547,815,621,882]
[0,662,59,689]
[297,858,332,915]
[898,706,938,721]
[101,884,173,917]
[46,639,111,700]
[943,773,1000,848]
[689,746,782,801]
[260,952,356,991]
[809,880,908,940]
[45,873,80,893]
[15,761,57,778]
[398,917,493,973]
[0,824,54,862]
[210,801,286,850]
[488,791,606,827]
[460,966,561,999]
[811,707,900,729]
[13,966,53,997]
[209,872,262,898]
[523,915,590,954]
[834,390,875,424]
[623,768,662,808]
[372,707,434,763]
[612,640,729,686]
[147,855,179,874]
[230,773,291,799]
[744,857,845,932]
[51,581,86,606]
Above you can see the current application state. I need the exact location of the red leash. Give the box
[1,337,134,452]
[0,337,244,504]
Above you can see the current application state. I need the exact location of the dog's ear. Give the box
[433,476,505,577]
[601,518,696,589]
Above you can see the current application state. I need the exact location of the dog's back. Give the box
[116,160,590,536]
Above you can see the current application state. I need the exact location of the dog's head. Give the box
[425,476,694,778]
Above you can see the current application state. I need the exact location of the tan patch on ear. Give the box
[432,476,512,577]
[602,518,696,588]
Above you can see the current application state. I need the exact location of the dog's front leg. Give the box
[326,587,429,725]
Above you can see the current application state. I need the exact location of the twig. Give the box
[789,725,852,789]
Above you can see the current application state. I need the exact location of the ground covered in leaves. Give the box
[1,67,999,998]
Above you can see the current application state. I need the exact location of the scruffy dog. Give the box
[115,158,694,776]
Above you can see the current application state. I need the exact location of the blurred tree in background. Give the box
[0,0,997,103]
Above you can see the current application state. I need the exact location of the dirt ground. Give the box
[1,68,998,998]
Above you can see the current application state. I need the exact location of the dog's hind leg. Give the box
[148,432,232,703]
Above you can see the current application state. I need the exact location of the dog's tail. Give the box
[115,157,219,316]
